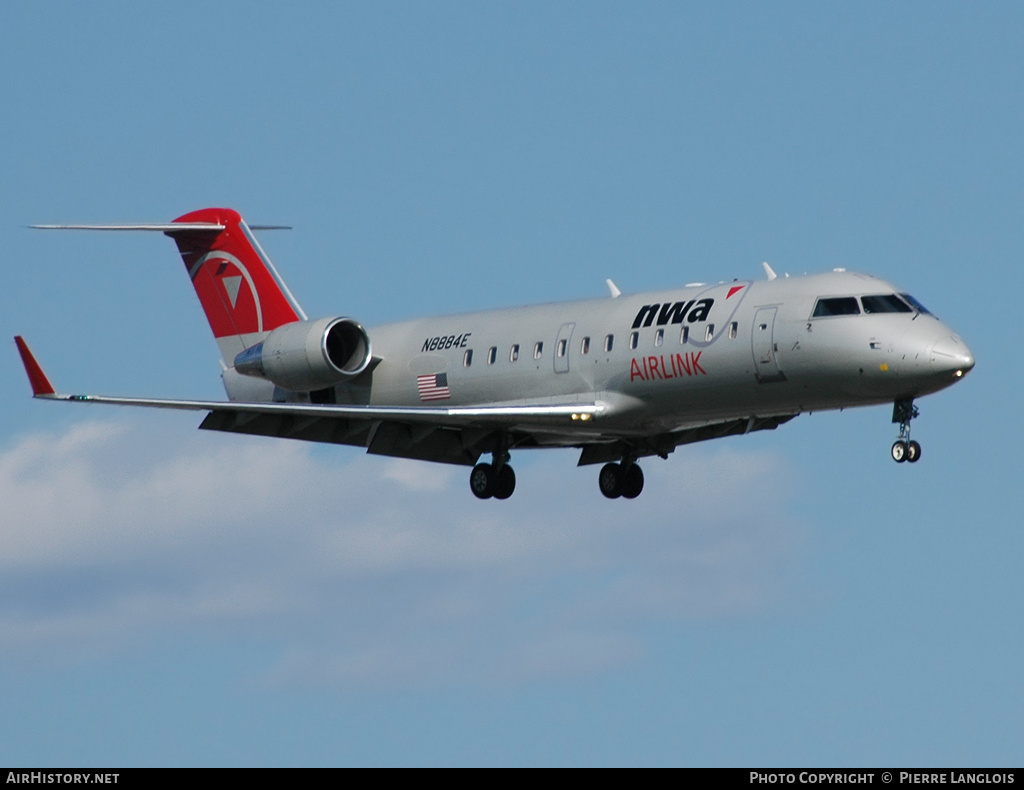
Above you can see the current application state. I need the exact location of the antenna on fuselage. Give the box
[762,262,778,281]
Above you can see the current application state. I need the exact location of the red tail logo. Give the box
[169,208,301,340]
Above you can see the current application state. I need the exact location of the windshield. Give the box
[812,297,860,317]
[899,293,933,315]
[861,294,912,314]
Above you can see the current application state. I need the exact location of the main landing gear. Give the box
[598,460,645,499]
[891,398,922,464]
[470,444,516,500]
[470,461,516,499]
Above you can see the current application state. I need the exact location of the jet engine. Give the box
[233,317,372,392]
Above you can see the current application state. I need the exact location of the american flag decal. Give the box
[417,372,451,401]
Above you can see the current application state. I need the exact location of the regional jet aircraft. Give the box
[16,208,975,499]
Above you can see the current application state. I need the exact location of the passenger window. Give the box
[728,322,738,340]
[861,294,913,314]
[463,349,473,367]
[557,339,567,358]
[680,326,689,344]
[487,346,497,364]
[629,332,639,350]
[604,335,614,352]
[705,324,715,341]
[510,344,520,362]
[534,342,543,359]
[812,297,860,317]
[581,336,591,355]
[655,329,664,347]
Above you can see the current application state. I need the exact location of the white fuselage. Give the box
[305,270,972,444]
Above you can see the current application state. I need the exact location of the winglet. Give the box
[762,261,777,281]
[606,279,621,299]
[14,337,56,396]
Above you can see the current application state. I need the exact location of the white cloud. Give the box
[0,417,810,688]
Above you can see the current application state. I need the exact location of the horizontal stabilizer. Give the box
[32,223,225,232]
[31,223,289,232]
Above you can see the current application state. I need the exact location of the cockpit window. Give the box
[861,294,912,314]
[812,297,860,317]
[900,293,933,315]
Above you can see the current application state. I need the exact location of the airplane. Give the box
[15,207,975,500]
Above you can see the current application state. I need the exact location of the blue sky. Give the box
[0,1,1020,766]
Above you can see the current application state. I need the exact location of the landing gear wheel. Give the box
[493,464,516,499]
[622,464,644,499]
[891,398,921,466]
[470,463,495,499]
[599,463,623,499]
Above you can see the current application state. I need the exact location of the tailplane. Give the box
[31,208,374,403]
[34,208,306,366]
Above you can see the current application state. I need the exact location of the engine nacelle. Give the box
[233,317,372,392]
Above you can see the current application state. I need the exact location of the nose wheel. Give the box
[891,439,921,463]
[891,398,922,464]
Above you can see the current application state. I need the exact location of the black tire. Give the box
[891,441,908,463]
[470,463,495,499]
[493,465,516,499]
[599,463,622,499]
[622,464,644,499]
[907,440,922,463]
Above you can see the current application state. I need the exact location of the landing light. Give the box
[955,370,964,378]
[571,413,593,421]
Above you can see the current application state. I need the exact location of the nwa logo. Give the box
[190,251,265,337]
[631,299,714,329]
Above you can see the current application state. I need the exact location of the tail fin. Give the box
[166,208,306,364]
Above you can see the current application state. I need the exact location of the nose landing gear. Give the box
[891,398,922,464]
[891,439,921,463]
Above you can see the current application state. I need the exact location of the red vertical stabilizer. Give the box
[167,208,304,361]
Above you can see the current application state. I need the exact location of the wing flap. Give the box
[576,414,798,466]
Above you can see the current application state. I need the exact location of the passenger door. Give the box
[553,322,575,374]
[752,307,785,383]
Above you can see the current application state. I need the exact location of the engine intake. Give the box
[234,317,372,392]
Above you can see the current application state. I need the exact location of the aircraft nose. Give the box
[930,335,975,378]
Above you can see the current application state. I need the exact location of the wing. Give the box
[14,337,604,466]
[15,337,795,467]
